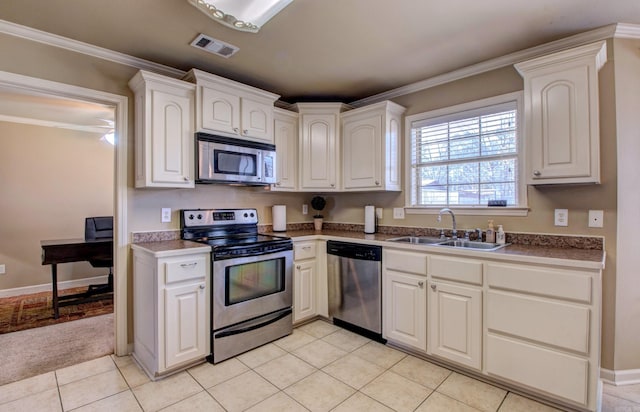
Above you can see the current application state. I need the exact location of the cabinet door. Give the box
[201,86,241,136]
[300,114,338,190]
[343,115,382,190]
[383,270,427,352]
[273,112,297,190]
[150,89,194,186]
[241,97,274,143]
[294,259,316,322]
[528,67,593,182]
[428,281,482,370]
[164,281,207,369]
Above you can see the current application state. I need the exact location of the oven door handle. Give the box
[214,308,292,339]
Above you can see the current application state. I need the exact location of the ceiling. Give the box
[1,0,639,105]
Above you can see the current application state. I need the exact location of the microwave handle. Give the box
[256,151,263,180]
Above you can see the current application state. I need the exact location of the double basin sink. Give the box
[387,236,508,251]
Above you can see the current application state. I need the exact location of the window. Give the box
[405,92,526,214]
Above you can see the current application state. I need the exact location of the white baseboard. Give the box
[0,275,108,298]
[601,368,640,386]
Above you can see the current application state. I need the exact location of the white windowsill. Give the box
[405,206,529,217]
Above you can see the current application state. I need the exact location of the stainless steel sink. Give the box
[387,236,508,251]
[386,236,444,245]
[436,240,508,251]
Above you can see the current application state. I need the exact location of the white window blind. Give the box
[409,100,519,207]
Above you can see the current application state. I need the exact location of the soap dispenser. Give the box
[486,220,496,243]
[496,225,506,244]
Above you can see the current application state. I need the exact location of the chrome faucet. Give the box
[437,208,457,239]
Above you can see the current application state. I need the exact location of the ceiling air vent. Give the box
[190,33,239,58]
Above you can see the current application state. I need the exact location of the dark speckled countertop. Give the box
[131,227,605,269]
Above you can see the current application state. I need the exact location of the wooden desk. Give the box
[41,238,113,319]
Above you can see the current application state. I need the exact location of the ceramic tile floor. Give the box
[1,319,639,412]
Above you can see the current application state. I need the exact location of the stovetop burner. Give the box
[180,208,291,252]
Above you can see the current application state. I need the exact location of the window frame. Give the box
[404,91,528,217]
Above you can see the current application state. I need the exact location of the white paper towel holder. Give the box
[364,205,376,234]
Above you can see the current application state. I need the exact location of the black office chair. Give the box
[84,216,114,295]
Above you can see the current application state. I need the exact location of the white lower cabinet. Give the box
[383,249,427,352]
[427,255,483,370]
[381,246,601,411]
[293,240,317,323]
[132,246,210,379]
[484,261,601,411]
[427,280,482,370]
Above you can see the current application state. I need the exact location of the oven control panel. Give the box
[181,209,258,227]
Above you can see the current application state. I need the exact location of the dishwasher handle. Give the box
[326,240,382,261]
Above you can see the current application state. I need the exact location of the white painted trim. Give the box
[0,275,109,298]
[0,70,129,356]
[601,368,640,386]
[0,19,185,79]
[350,23,633,107]
[614,23,640,39]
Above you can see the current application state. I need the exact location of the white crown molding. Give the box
[0,19,185,79]
[614,23,640,39]
[349,23,636,107]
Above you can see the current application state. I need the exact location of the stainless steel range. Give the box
[180,208,293,363]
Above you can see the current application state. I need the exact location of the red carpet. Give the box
[0,287,113,334]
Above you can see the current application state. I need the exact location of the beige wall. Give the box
[612,38,640,371]
[0,122,114,289]
[0,31,635,371]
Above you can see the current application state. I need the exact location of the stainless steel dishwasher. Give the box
[327,240,384,342]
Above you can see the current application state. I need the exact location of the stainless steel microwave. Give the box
[196,133,276,185]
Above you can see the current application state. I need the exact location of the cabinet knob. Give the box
[233,127,239,133]
[533,170,541,176]
[183,176,189,182]
[199,285,205,290]
[296,265,301,269]
[418,281,424,288]
[375,181,380,186]
[276,182,281,186]
[330,183,335,188]
[243,129,248,135]
[430,284,436,291]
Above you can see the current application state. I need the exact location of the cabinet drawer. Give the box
[486,334,589,405]
[294,242,316,260]
[428,255,482,285]
[486,262,592,303]
[384,249,427,275]
[165,256,207,284]
[487,290,590,354]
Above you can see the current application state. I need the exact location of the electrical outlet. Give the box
[588,210,604,228]
[161,208,171,223]
[393,208,405,219]
[302,204,308,215]
[0,264,5,275]
[554,209,568,227]
[376,208,383,219]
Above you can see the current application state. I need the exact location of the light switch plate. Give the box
[0,264,5,275]
[393,208,405,219]
[588,210,604,228]
[161,208,171,223]
[302,204,308,215]
[554,209,568,226]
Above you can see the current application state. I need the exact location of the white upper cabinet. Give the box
[184,69,279,144]
[272,108,299,191]
[515,42,607,185]
[341,101,405,191]
[129,70,195,188]
[296,103,350,191]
